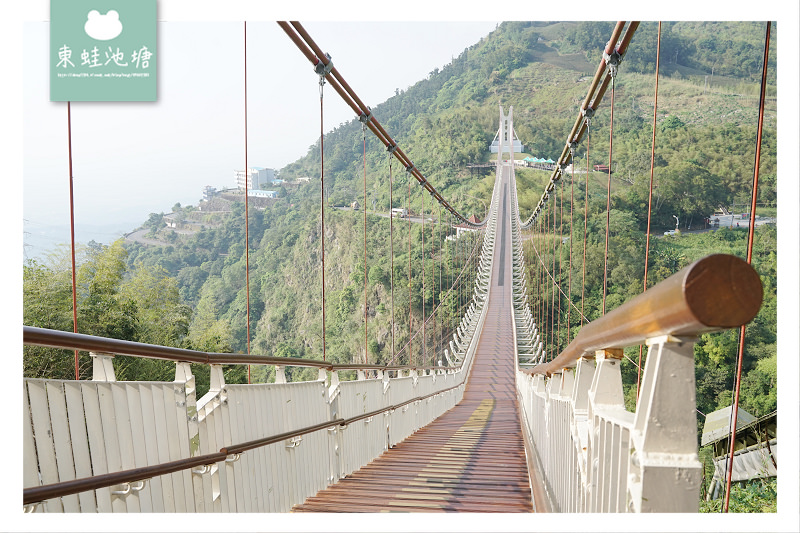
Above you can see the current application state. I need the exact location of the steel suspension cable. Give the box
[543,213,548,340]
[408,168,413,366]
[439,204,444,361]
[67,102,79,380]
[421,190,426,365]
[582,117,590,323]
[389,154,395,363]
[363,123,368,364]
[435,204,439,362]
[724,20,771,514]
[550,201,556,361]
[534,216,540,352]
[537,217,542,345]
[602,75,616,316]
[319,62,327,362]
[568,160,574,344]
[243,22,252,382]
[558,168,564,354]
[638,21,663,398]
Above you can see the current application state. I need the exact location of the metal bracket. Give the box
[603,50,622,78]
[582,107,595,119]
[314,53,333,78]
[285,435,303,449]
[568,141,579,156]
[225,453,241,463]
[387,144,397,154]
[111,480,145,496]
[192,464,212,476]
[359,109,373,125]
[406,164,415,173]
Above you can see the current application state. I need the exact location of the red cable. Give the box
[638,21,662,398]
[558,172,564,354]
[319,68,327,362]
[422,191,426,365]
[550,201,556,361]
[582,119,590,323]
[389,157,395,363]
[724,20,771,514]
[602,77,615,316]
[67,102,79,380]
[437,203,442,365]
[568,164,574,345]
[363,128,368,365]
[408,170,412,366]
[243,22,252,382]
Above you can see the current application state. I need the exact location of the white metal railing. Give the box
[22,161,506,514]
[508,168,762,513]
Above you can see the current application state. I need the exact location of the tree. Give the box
[120,263,191,347]
[23,258,78,379]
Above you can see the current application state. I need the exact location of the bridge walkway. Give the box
[292,165,532,512]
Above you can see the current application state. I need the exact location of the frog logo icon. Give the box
[84,10,123,41]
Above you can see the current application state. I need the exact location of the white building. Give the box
[235,167,276,190]
[248,189,277,199]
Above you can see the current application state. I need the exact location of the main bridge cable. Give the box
[277,21,484,229]
[519,21,638,229]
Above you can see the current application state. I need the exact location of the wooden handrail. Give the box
[22,326,458,373]
[525,254,763,376]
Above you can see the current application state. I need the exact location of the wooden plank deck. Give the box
[293,167,532,513]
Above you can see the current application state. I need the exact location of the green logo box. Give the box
[50,0,157,101]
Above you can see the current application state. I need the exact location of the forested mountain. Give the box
[25,21,777,431]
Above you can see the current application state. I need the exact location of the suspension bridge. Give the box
[22,21,774,515]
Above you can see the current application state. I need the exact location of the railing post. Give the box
[90,352,116,382]
[175,362,203,511]
[559,369,575,511]
[570,357,595,512]
[586,349,624,512]
[327,370,342,484]
[275,366,287,384]
[628,335,702,512]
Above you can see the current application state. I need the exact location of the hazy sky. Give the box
[15,1,799,257]
[22,15,500,254]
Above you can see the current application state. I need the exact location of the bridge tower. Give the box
[490,105,524,154]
